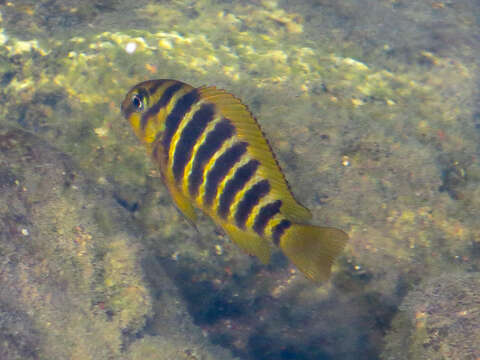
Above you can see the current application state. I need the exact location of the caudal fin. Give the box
[279,224,348,282]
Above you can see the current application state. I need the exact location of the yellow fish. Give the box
[121,79,347,281]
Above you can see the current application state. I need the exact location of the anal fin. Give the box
[223,223,271,264]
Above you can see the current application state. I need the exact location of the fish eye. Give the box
[131,93,145,112]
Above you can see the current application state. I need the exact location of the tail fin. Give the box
[279,224,348,282]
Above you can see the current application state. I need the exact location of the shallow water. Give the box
[0,1,479,359]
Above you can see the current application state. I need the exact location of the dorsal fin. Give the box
[198,86,312,222]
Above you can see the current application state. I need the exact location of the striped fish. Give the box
[121,79,347,281]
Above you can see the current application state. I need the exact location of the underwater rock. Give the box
[0,127,237,360]
[381,272,480,360]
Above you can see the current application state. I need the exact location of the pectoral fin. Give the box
[151,136,197,227]
[167,181,198,227]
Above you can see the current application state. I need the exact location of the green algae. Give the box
[0,0,479,359]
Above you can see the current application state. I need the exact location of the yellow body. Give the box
[121,79,347,281]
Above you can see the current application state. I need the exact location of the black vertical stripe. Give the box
[141,82,183,130]
[272,219,292,246]
[188,119,235,197]
[253,200,282,235]
[148,79,169,95]
[218,160,259,219]
[162,89,200,157]
[203,142,248,206]
[172,103,215,182]
[235,180,270,229]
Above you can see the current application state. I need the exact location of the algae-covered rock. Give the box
[0,127,237,360]
[0,127,124,359]
[128,334,238,360]
[103,237,152,333]
[381,272,480,360]
[0,303,40,360]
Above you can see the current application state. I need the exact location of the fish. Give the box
[121,79,348,281]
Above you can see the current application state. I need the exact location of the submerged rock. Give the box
[0,127,237,360]
[382,272,480,360]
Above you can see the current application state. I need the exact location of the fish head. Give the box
[121,80,157,141]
